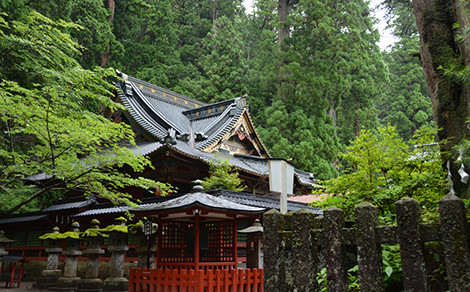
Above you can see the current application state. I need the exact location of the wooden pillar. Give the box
[233,216,238,267]
[156,217,162,269]
[195,212,200,270]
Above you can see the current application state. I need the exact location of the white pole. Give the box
[280,161,287,214]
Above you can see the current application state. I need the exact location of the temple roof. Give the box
[117,74,268,156]
[130,141,321,190]
[0,214,48,225]
[133,192,266,215]
[114,74,320,191]
[42,196,97,212]
[0,190,322,227]
[70,190,322,218]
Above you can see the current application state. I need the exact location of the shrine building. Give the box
[0,73,321,267]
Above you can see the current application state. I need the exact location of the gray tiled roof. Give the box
[43,197,96,212]
[73,189,321,218]
[72,206,129,217]
[117,76,252,151]
[118,74,319,189]
[133,192,265,214]
[129,141,320,190]
[0,214,49,225]
[209,190,322,215]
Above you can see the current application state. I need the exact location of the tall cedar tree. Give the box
[377,3,432,140]
[185,16,248,103]
[411,0,470,197]
[380,0,470,196]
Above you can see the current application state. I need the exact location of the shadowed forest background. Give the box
[1,0,469,216]
[1,0,434,178]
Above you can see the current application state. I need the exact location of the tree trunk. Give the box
[412,0,470,197]
[100,0,116,67]
[212,0,218,33]
[277,0,289,99]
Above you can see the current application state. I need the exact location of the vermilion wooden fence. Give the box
[128,267,264,292]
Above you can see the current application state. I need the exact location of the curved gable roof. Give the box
[116,73,269,157]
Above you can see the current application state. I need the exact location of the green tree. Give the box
[291,0,386,144]
[256,0,386,178]
[0,12,172,216]
[405,0,470,197]
[241,0,278,125]
[318,125,446,220]
[110,0,183,88]
[377,4,432,140]
[200,158,245,191]
[185,16,248,103]
[69,0,123,69]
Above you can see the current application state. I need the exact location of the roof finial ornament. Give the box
[192,179,204,192]
[162,128,177,145]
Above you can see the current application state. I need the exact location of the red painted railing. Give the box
[156,262,236,272]
[129,267,264,292]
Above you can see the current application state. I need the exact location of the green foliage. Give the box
[0,11,172,215]
[382,244,403,289]
[288,0,386,145]
[185,16,248,103]
[317,125,447,220]
[378,5,433,140]
[259,100,339,179]
[316,265,361,292]
[200,157,245,191]
[69,0,122,69]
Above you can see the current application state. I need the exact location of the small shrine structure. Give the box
[134,191,264,271]
[129,190,265,291]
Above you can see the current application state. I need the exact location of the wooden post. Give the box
[396,197,429,291]
[194,211,200,270]
[439,193,470,291]
[355,202,384,291]
[233,215,238,267]
[324,207,347,292]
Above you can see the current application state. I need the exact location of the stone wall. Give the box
[264,194,470,291]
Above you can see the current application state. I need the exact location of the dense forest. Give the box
[0,0,434,179]
[1,0,470,215]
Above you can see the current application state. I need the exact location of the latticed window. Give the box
[26,231,43,247]
[160,220,235,263]
[128,234,141,245]
[237,219,251,243]
[202,221,234,262]
[160,222,194,263]
[10,232,26,247]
